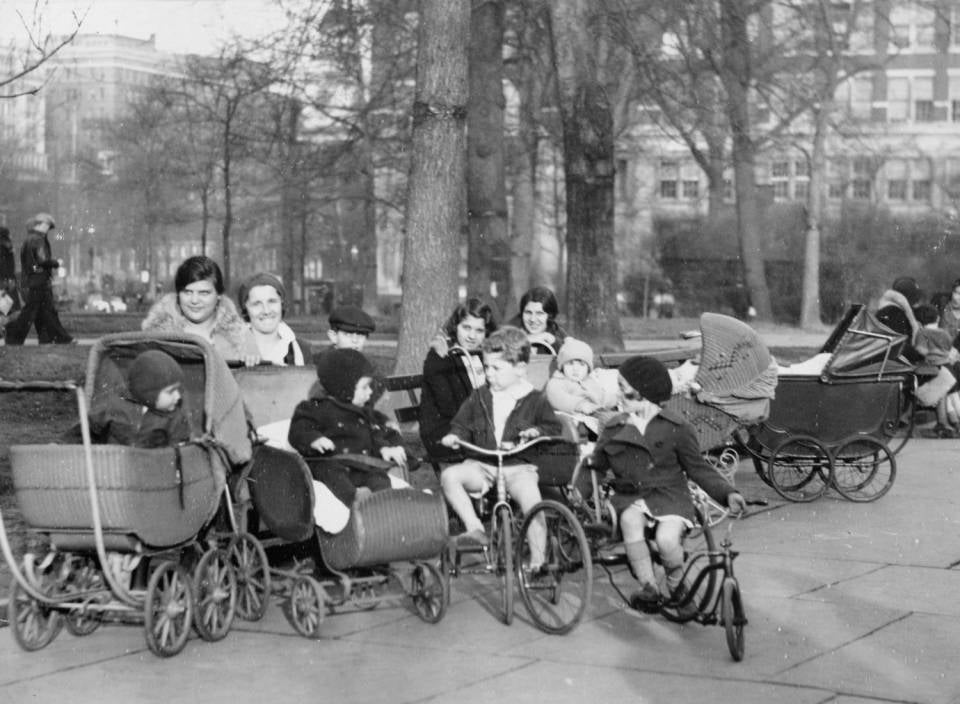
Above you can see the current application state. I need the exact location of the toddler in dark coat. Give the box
[288,348,407,505]
[590,356,746,613]
[74,349,192,448]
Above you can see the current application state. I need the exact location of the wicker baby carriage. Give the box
[0,332,253,657]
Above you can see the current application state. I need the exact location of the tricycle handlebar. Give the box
[451,435,567,459]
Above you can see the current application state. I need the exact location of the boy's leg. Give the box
[504,465,545,566]
[655,517,689,593]
[440,460,488,534]
[620,504,657,588]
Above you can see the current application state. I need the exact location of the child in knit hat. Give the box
[544,337,619,436]
[125,350,192,448]
[590,355,746,616]
[70,349,192,448]
[288,348,407,507]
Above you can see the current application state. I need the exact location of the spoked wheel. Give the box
[286,575,325,638]
[8,573,63,651]
[409,561,448,624]
[831,436,896,502]
[767,435,832,502]
[516,501,592,635]
[660,508,718,624]
[192,547,237,642]
[721,577,746,661]
[229,533,270,621]
[144,561,194,657]
[64,556,105,637]
[491,505,515,625]
[886,392,916,457]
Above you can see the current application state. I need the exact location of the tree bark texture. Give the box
[394,0,470,374]
[467,0,510,312]
[719,0,772,321]
[549,0,623,351]
[801,108,827,328]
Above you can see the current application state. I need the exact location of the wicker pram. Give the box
[10,332,251,550]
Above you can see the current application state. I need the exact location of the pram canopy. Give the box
[819,304,915,380]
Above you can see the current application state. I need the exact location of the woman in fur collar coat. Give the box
[142,255,259,365]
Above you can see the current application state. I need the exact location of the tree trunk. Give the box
[467,0,510,312]
[221,118,233,290]
[281,101,300,303]
[719,0,772,321]
[549,0,623,351]
[800,107,827,329]
[394,0,469,374]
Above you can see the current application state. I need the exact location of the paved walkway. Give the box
[1,437,958,703]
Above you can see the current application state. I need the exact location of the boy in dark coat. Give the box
[288,348,407,505]
[591,356,746,613]
[440,326,562,570]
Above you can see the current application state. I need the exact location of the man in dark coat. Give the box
[5,213,73,345]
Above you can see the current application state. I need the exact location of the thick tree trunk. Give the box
[719,0,772,321]
[467,0,509,311]
[549,0,623,351]
[394,0,469,374]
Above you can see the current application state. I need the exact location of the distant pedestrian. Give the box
[4,213,73,345]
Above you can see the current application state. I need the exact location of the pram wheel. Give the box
[410,561,447,623]
[286,575,325,638]
[230,533,270,621]
[516,501,592,635]
[768,435,832,502]
[8,574,63,651]
[831,436,896,502]
[721,576,746,661]
[144,561,194,657]
[64,556,104,637]
[192,547,237,642]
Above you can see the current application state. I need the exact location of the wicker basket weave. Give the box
[318,489,448,570]
[11,443,224,548]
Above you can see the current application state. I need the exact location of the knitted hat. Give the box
[892,276,921,307]
[328,306,375,335]
[127,350,184,408]
[316,348,374,403]
[556,337,594,371]
[618,356,672,404]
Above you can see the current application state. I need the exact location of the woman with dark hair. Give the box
[142,255,259,366]
[237,272,306,366]
[419,297,497,461]
[508,285,567,354]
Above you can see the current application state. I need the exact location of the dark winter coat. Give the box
[591,408,736,521]
[65,396,192,448]
[19,230,58,289]
[288,394,399,459]
[419,346,484,461]
[449,385,562,464]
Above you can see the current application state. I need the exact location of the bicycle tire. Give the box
[722,577,745,661]
[494,505,515,625]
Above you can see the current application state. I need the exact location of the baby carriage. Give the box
[230,365,450,638]
[746,304,917,503]
[0,332,253,657]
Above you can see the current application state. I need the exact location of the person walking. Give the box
[4,213,73,345]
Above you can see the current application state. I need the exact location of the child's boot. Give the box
[625,540,660,612]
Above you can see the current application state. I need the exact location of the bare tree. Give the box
[394,0,470,374]
[466,0,510,311]
[0,2,84,99]
[548,0,623,350]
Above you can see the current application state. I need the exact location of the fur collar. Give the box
[141,292,253,359]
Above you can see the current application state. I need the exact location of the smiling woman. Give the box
[237,272,305,366]
[141,255,260,366]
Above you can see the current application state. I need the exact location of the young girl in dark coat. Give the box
[288,348,407,505]
[590,356,746,613]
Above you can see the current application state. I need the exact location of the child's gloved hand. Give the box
[518,427,541,441]
[310,436,336,453]
[727,492,747,516]
[380,445,407,466]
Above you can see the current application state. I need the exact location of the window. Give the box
[912,180,931,201]
[915,100,934,121]
[682,180,699,199]
[723,178,734,201]
[852,179,872,199]
[888,180,908,199]
[885,159,908,201]
[794,180,809,201]
[795,160,809,178]
[913,77,933,121]
[773,181,790,200]
[829,182,847,199]
[771,161,790,178]
[912,158,932,201]
[953,100,960,123]
[659,160,678,199]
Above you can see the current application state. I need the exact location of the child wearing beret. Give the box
[590,356,746,614]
